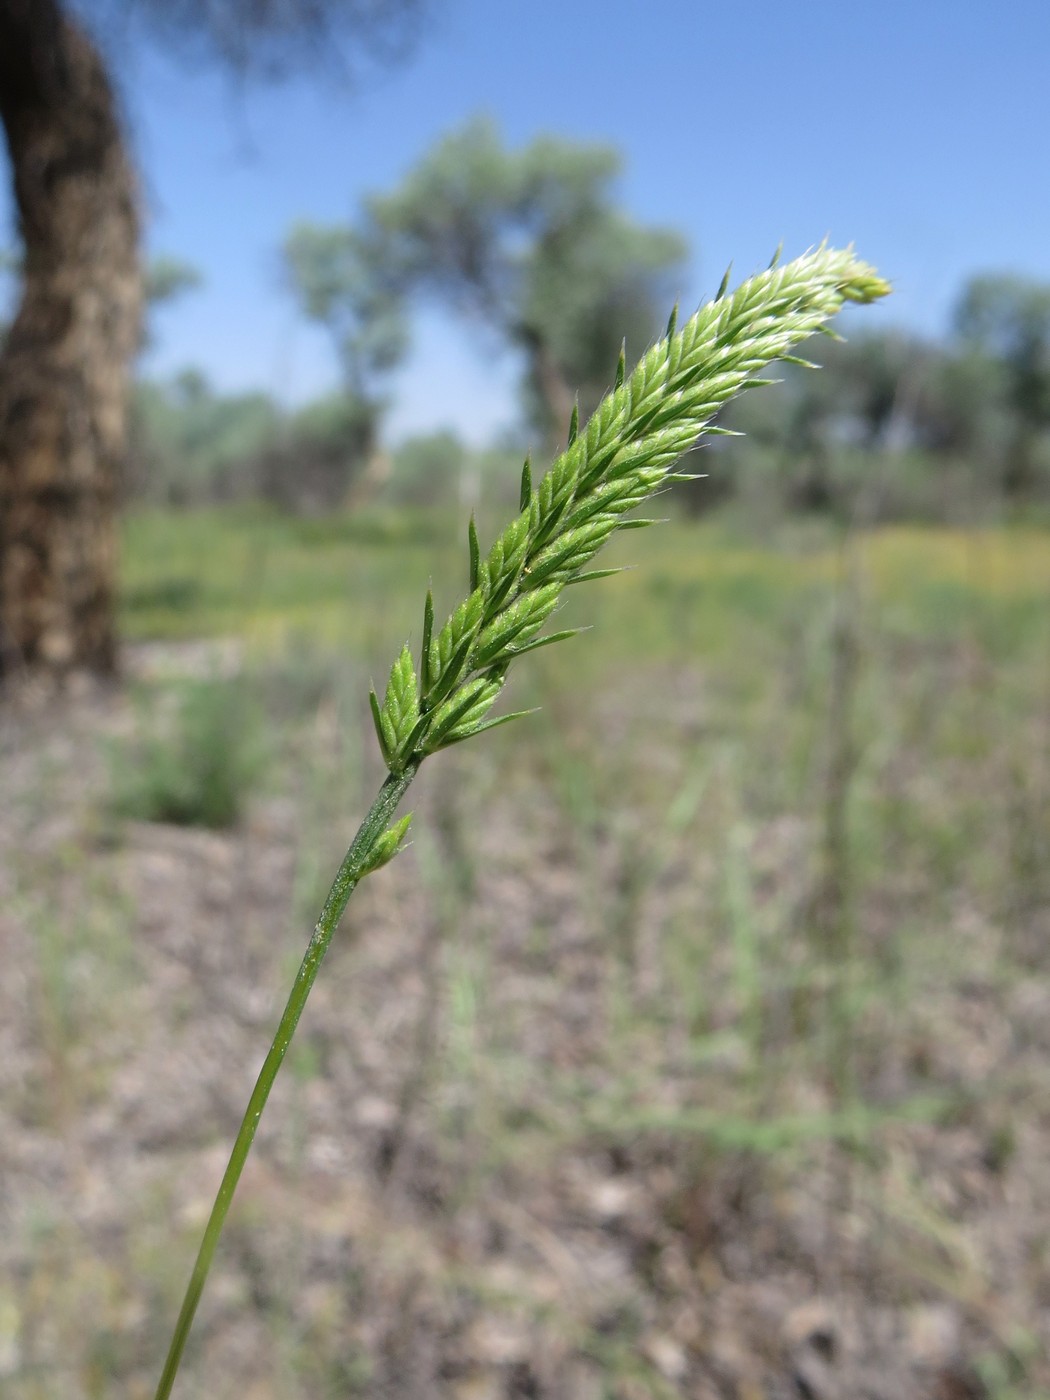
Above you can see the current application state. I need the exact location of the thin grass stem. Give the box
[152,760,419,1400]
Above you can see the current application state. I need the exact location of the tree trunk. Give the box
[517,322,576,450]
[0,0,140,677]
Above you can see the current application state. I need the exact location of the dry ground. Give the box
[2,518,1049,1399]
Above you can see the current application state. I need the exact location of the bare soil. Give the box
[1,651,1048,1400]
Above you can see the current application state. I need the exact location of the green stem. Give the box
[152,759,419,1400]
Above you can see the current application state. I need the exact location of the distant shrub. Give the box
[128,371,280,505]
[256,392,378,514]
[386,429,467,506]
[111,679,263,829]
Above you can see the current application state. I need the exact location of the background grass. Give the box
[2,503,1048,1397]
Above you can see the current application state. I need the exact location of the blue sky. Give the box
[6,0,1048,443]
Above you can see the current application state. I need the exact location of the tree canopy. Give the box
[284,119,688,442]
[284,223,407,397]
[954,273,1050,494]
[72,0,426,77]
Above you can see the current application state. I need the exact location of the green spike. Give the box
[468,515,480,593]
[368,687,393,768]
[665,302,678,340]
[425,632,477,710]
[715,264,732,301]
[439,708,541,748]
[394,713,430,765]
[567,400,579,448]
[420,588,434,695]
[424,675,503,749]
[564,568,628,586]
[357,814,413,877]
[519,455,532,512]
[506,627,588,656]
[614,341,626,391]
[769,241,784,269]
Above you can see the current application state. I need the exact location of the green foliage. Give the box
[83,0,426,80]
[110,679,263,829]
[130,371,281,503]
[283,223,407,395]
[709,270,1050,519]
[387,430,468,505]
[130,375,379,511]
[311,117,687,439]
[257,391,379,513]
[954,272,1050,495]
[144,256,203,310]
[132,226,1050,522]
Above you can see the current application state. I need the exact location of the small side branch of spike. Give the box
[468,516,480,593]
[567,400,579,448]
[421,587,434,696]
[614,342,626,391]
[519,456,532,512]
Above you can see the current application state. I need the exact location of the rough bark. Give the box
[0,0,141,677]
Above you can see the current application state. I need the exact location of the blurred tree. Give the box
[129,370,385,511]
[256,391,380,513]
[0,0,425,677]
[954,273,1050,496]
[129,370,280,503]
[821,331,924,450]
[144,255,202,313]
[388,428,468,506]
[715,328,946,516]
[284,224,407,398]
[360,118,687,442]
[140,254,204,355]
[282,224,412,508]
[680,281,1050,521]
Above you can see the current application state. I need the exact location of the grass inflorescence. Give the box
[153,244,889,1399]
[369,246,889,791]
